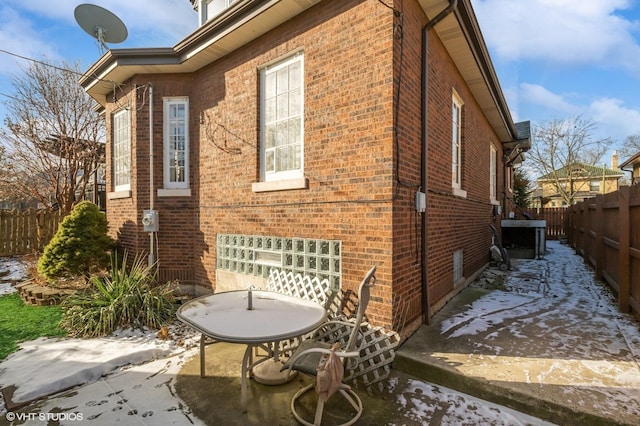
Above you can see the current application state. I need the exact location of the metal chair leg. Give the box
[290,383,363,426]
[200,334,206,378]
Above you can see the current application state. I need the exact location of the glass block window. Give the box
[216,234,341,290]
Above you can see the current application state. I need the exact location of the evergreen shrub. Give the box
[37,201,115,281]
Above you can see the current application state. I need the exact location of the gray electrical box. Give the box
[142,210,159,232]
[415,191,426,213]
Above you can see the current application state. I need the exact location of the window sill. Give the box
[490,199,500,205]
[452,187,467,198]
[252,177,308,192]
[107,190,132,200]
[158,188,191,197]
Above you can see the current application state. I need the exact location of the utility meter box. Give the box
[414,191,426,213]
[142,210,158,232]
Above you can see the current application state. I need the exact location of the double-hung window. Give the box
[163,97,189,192]
[112,109,131,193]
[490,144,497,203]
[260,52,304,184]
[451,89,465,197]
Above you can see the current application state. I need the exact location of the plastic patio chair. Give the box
[281,265,377,426]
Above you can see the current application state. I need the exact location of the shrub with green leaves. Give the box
[37,201,115,281]
[60,252,176,337]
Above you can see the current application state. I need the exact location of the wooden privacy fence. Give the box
[0,209,64,256]
[522,207,566,240]
[566,185,639,319]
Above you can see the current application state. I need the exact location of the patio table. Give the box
[177,289,327,412]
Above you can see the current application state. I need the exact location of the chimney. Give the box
[611,150,618,170]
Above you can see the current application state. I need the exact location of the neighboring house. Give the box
[620,152,640,185]
[76,164,107,211]
[536,162,624,207]
[0,199,41,210]
[79,0,529,335]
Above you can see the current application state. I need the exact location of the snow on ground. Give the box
[0,256,29,296]
[0,329,190,404]
[0,325,202,425]
[438,241,640,423]
[390,377,556,426]
[1,242,638,425]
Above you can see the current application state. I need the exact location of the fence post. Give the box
[583,201,591,264]
[594,195,604,281]
[565,206,573,245]
[573,204,579,252]
[10,209,19,255]
[618,186,630,313]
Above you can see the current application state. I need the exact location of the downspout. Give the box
[149,84,155,266]
[421,0,458,325]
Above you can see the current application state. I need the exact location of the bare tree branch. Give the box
[528,116,612,205]
[0,59,105,213]
[618,135,640,161]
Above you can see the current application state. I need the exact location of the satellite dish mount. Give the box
[74,4,128,53]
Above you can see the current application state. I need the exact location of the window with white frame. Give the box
[163,97,189,190]
[260,52,304,182]
[199,0,239,25]
[490,143,497,202]
[452,90,464,192]
[112,109,131,192]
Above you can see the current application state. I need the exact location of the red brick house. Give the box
[79,0,529,336]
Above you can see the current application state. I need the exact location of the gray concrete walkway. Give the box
[396,240,640,425]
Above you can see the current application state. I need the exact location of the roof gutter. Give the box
[421,0,458,325]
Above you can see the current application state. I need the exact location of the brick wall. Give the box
[101,0,511,332]
[191,0,396,327]
[424,19,507,308]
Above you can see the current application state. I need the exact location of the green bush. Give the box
[60,252,176,337]
[37,201,115,281]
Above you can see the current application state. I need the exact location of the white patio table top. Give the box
[177,289,327,412]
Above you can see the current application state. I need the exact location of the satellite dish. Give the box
[74,4,128,52]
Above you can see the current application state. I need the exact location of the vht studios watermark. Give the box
[5,411,84,422]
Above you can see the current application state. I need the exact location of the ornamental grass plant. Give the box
[60,252,176,337]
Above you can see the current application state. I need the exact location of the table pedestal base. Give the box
[253,358,297,385]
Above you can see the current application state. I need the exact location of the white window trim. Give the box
[163,97,190,191]
[451,89,466,198]
[490,143,498,204]
[112,108,131,193]
[158,188,192,197]
[252,177,308,193]
[198,0,240,26]
[258,52,305,184]
[108,190,131,200]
